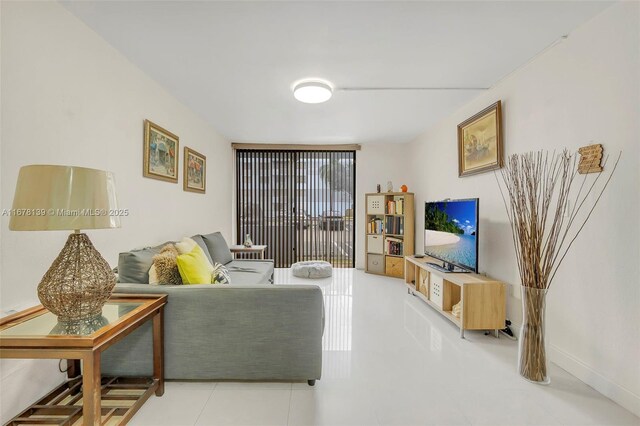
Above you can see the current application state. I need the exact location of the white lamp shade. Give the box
[9,165,121,231]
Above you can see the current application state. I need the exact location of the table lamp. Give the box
[9,165,120,322]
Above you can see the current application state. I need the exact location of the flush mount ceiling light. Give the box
[289,36,570,103]
[293,80,333,104]
[292,79,488,104]
[291,73,506,104]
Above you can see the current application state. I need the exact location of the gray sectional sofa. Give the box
[101,232,324,385]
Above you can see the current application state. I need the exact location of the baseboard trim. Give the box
[508,317,522,339]
[549,344,640,417]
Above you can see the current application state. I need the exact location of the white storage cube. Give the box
[367,195,385,214]
[367,235,383,254]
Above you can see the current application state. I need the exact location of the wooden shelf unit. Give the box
[365,192,414,278]
[404,255,506,338]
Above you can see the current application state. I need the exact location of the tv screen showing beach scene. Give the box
[424,199,478,272]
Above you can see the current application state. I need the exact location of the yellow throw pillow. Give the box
[175,237,214,273]
[176,245,213,284]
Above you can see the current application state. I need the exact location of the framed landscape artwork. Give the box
[457,101,503,177]
[143,119,179,183]
[184,147,206,193]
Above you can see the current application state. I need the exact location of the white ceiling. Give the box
[61,1,611,145]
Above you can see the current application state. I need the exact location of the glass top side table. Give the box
[0,293,167,425]
[0,301,141,337]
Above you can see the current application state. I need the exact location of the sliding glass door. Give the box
[236,149,355,268]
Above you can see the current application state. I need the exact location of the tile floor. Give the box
[131,268,639,426]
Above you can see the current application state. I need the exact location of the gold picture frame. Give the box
[183,147,206,193]
[143,119,179,183]
[457,101,503,177]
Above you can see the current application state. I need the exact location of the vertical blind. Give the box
[236,150,356,268]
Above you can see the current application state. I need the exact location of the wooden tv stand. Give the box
[404,256,506,338]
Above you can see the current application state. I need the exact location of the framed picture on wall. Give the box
[143,119,179,183]
[457,101,503,177]
[184,147,206,193]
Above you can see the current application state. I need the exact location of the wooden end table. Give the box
[229,244,267,259]
[0,293,167,425]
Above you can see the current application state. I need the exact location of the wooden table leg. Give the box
[67,359,81,379]
[67,359,82,396]
[82,350,102,425]
[153,307,165,396]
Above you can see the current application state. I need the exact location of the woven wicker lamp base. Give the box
[38,232,115,322]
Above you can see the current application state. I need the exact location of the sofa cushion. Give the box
[118,242,171,284]
[226,260,273,285]
[201,232,233,265]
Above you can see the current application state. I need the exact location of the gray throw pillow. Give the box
[201,232,233,265]
[117,241,171,284]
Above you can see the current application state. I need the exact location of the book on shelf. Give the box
[386,200,394,214]
[385,216,404,235]
[368,217,383,234]
[387,196,404,214]
[385,236,404,256]
[394,196,404,215]
[386,197,405,215]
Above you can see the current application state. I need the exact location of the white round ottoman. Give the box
[292,261,333,279]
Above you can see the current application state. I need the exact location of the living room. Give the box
[1,1,638,425]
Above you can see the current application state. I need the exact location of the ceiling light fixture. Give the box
[293,80,333,104]
[292,78,492,104]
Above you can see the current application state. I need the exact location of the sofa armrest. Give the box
[103,283,324,380]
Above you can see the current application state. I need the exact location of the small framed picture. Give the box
[184,147,206,193]
[457,101,503,177]
[143,120,179,183]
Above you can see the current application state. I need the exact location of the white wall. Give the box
[408,2,639,415]
[355,143,413,269]
[0,1,232,421]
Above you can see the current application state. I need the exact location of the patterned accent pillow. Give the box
[152,244,183,285]
[211,262,231,284]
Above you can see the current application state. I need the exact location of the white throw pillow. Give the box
[175,237,198,255]
[148,264,159,285]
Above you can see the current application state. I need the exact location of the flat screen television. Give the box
[424,198,479,273]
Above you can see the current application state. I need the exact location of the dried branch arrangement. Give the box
[496,148,620,382]
[497,148,620,290]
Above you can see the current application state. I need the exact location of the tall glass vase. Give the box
[518,286,550,384]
